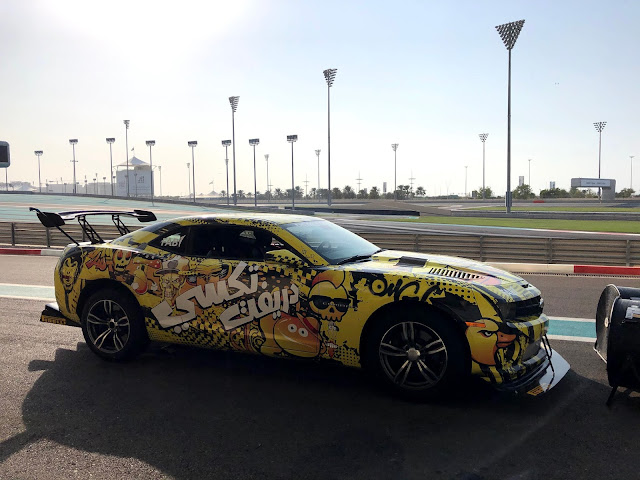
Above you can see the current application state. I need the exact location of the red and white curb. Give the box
[0,247,63,257]
[489,262,640,276]
[1,247,640,276]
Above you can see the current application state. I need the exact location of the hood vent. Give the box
[428,267,484,280]
[396,256,428,267]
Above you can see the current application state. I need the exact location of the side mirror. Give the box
[265,249,308,268]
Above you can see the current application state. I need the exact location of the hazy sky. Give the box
[1,0,639,197]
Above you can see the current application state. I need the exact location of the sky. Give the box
[1,0,639,198]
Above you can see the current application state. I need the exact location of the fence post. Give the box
[11,223,16,246]
[46,227,51,248]
[479,235,484,262]
[626,240,631,267]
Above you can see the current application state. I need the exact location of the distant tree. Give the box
[331,187,343,199]
[274,188,283,199]
[310,187,317,199]
[220,190,226,198]
[342,185,356,199]
[539,187,570,199]
[617,188,635,198]
[477,187,493,199]
[569,187,586,198]
[512,184,535,199]
[237,189,246,199]
[357,188,368,199]
[369,186,380,199]
[317,188,328,199]
[415,186,426,197]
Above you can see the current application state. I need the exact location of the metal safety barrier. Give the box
[1,221,639,266]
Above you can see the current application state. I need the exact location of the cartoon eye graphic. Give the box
[288,323,297,333]
[479,330,495,338]
[117,251,123,259]
[298,328,308,338]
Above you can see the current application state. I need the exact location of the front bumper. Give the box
[41,302,81,328]
[494,340,570,396]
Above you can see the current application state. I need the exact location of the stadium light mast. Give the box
[106,138,115,196]
[264,154,270,202]
[495,19,525,213]
[249,138,260,207]
[288,135,298,209]
[123,120,130,197]
[188,141,197,203]
[593,121,607,201]
[34,150,43,193]
[391,143,399,200]
[229,96,239,205]
[631,155,636,190]
[315,149,321,193]
[146,140,155,203]
[478,133,488,199]
[323,68,337,206]
[69,139,78,194]
[222,140,231,206]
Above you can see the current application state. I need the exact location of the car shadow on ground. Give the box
[2,343,640,480]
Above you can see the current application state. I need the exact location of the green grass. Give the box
[467,206,640,212]
[384,216,640,233]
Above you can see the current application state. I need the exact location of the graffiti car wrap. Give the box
[37,211,569,399]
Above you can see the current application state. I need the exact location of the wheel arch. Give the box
[358,300,471,371]
[77,278,140,321]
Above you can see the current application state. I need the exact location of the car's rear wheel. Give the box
[365,308,467,400]
[81,288,149,361]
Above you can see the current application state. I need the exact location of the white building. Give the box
[115,156,153,197]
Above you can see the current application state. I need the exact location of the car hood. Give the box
[348,250,528,288]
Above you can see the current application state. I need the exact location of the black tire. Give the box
[363,306,468,401]
[81,288,149,361]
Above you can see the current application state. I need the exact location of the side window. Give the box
[217,227,275,261]
[151,227,190,255]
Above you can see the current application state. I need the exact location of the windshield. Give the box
[282,219,380,264]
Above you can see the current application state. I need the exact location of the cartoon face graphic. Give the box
[60,256,80,292]
[155,259,186,307]
[465,318,518,366]
[309,271,350,322]
[273,313,320,358]
[113,250,133,273]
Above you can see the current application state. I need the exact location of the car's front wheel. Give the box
[81,288,149,361]
[365,308,467,400]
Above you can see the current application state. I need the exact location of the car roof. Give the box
[174,212,320,226]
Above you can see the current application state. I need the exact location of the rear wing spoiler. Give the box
[30,207,157,245]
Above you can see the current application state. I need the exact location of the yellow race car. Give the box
[33,208,569,400]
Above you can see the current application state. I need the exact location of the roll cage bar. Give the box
[30,207,157,245]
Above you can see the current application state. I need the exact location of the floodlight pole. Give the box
[69,139,78,194]
[465,165,469,197]
[188,141,197,203]
[265,154,270,202]
[478,133,488,199]
[288,135,298,209]
[124,120,130,197]
[495,19,525,214]
[594,121,607,201]
[146,140,155,204]
[323,69,337,206]
[229,96,239,205]
[315,149,321,194]
[187,162,191,197]
[631,155,635,190]
[392,143,399,200]
[34,150,43,193]
[249,138,260,207]
[106,138,115,196]
[222,140,231,206]
[528,158,532,188]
